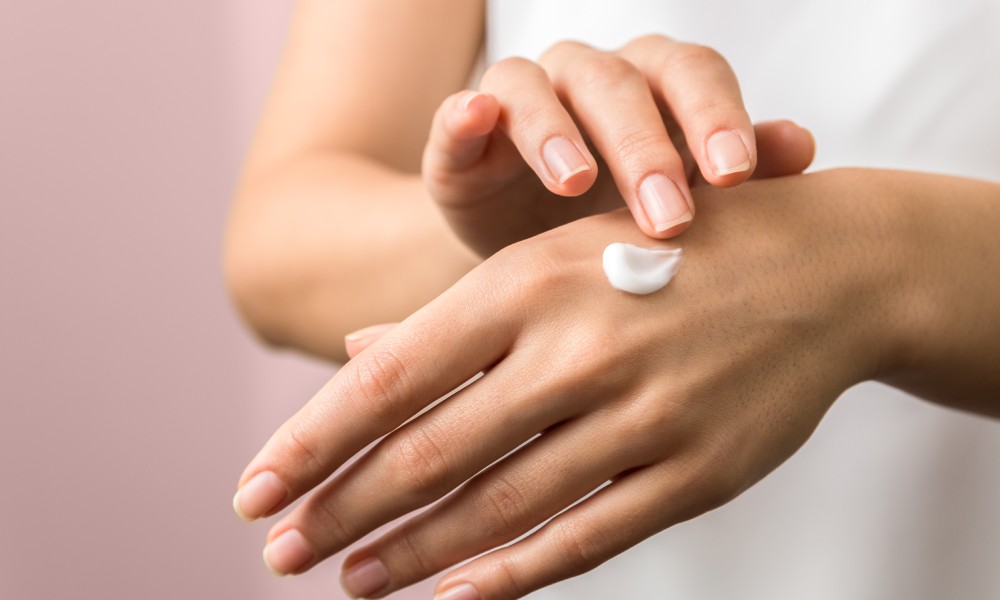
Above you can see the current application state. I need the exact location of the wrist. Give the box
[799,168,922,384]
[849,168,922,381]
[868,170,1000,406]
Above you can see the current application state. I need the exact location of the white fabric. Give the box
[486,2,1000,598]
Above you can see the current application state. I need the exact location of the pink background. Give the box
[0,2,430,598]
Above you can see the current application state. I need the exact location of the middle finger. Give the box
[540,41,695,238]
[261,351,596,576]
[339,407,654,598]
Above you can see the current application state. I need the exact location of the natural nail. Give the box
[638,173,692,233]
[233,470,287,521]
[542,136,590,184]
[460,91,483,112]
[341,556,391,598]
[262,529,314,576]
[706,130,751,176]
[434,583,481,600]
[344,323,394,343]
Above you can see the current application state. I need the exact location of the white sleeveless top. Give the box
[486,2,1000,598]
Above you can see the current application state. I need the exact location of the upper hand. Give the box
[233,169,909,599]
[423,34,814,256]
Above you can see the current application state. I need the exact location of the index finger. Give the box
[232,278,517,522]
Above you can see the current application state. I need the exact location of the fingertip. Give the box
[650,215,693,238]
[706,169,753,189]
[795,123,817,168]
[344,323,397,359]
[449,91,500,138]
[540,135,598,197]
[234,470,288,522]
[701,128,754,186]
[433,582,481,600]
[461,91,499,116]
[763,119,812,147]
[551,162,598,197]
[344,341,363,360]
[754,119,816,175]
[262,528,316,576]
[633,172,695,238]
[457,90,482,112]
[625,201,693,240]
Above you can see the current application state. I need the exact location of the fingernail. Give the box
[262,529,314,576]
[542,136,590,184]
[706,130,750,176]
[341,557,391,598]
[460,91,483,112]
[434,583,481,600]
[638,173,692,233]
[233,470,287,521]
[344,323,392,343]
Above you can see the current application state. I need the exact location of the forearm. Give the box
[878,169,1000,415]
[224,152,479,362]
[222,0,485,362]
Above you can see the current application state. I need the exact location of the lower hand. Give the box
[422,34,815,256]
[234,169,909,599]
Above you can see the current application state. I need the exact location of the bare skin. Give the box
[235,169,1000,599]
[225,0,485,361]
[223,1,809,362]
[226,1,1000,598]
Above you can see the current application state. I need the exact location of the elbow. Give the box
[222,196,352,363]
[222,202,290,351]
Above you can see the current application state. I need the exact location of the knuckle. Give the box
[691,433,751,505]
[421,157,450,198]
[551,517,612,574]
[309,495,354,551]
[392,526,435,576]
[487,556,528,600]
[571,53,641,89]
[482,56,543,87]
[348,346,412,424]
[614,388,690,453]
[477,474,531,537]
[283,420,322,472]
[627,32,673,50]
[671,465,737,518]
[489,240,565,299]
[539,39,590,64]
[541,325,623,394]
[390,424,452,498]
[612,127,671,161]
[663,43,728,74]
[619,33,675,59]
[503,100,552,135]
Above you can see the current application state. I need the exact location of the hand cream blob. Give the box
[602,243,682,295]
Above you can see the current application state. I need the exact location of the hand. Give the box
[233,169,913,598]
[423,34,815,256]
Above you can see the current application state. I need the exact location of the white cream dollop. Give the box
[602,243,682,295]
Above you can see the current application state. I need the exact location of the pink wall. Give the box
[0,3,431,598]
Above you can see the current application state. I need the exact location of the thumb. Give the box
[344,323,399,360]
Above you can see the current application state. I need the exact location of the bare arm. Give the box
[224,0,484,361]
[880,170,1000,415]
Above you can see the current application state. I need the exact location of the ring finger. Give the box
[540,41,695,238]
[338,409,663,598]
